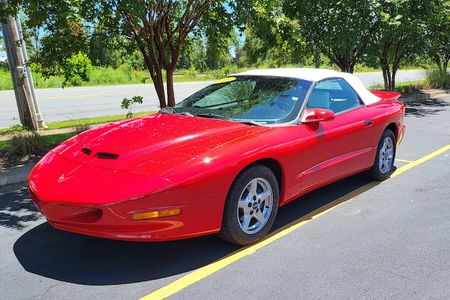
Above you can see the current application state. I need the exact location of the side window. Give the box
[307,78,361,113]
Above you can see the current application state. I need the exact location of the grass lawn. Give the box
[369,80,428,94]
[0,111,156,136]
[45,111,155,129]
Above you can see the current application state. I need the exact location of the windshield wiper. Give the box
[196,114,261,126]
[159,107,195,117]
[194,113,232,121]
[176,111,194,117]
[160,109,260,126]
[236,120,261,126]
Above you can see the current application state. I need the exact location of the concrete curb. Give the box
[0,162,35,187]
[400,89,450,103]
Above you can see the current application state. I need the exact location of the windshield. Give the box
[174,76,312,124]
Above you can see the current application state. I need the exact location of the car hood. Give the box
[57,113,270,176]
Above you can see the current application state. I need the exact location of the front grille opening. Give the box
[64,207,103,223]
[96,152,119,159]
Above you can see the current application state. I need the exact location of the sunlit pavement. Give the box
[1,95,449,299]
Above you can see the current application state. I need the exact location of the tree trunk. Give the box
[390,68,397,91]
[314,48,321,68]
[166,67,175,107]
[153,72,166,108]
[381,65,388,90]
[433,55,443,73]
[337,61,355,73]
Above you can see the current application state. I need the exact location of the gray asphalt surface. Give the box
[1,94,449,299]
[0,70,427,128]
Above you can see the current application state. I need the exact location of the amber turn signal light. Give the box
[131,208,181,220]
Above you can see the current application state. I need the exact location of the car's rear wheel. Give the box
[369,129,396,181]
[219,165,279,245]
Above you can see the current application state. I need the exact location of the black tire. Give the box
[219,165,279,245]
[368,129,396,181]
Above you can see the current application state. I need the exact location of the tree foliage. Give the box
[368,0,442,90]
[284,0,380,73]
[2,0,450,100]
[424,0,450,74]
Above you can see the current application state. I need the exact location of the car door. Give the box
[296,78,377,193]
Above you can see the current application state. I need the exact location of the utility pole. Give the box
[1,0,45,130]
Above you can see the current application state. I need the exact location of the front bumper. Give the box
[28,151,222,241]
[30,186,219,242]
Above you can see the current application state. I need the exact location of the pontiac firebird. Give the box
[28,68,406,245]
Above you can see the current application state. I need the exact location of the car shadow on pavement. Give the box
[405,97,449,118]
[13,172,376,286]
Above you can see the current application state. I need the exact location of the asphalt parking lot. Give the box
[1,95,450,300]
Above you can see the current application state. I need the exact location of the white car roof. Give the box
[233,68,381,105]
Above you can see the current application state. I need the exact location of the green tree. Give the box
[424,0,450,74]
[17,0,89,77]
[238,0,307,67]
[5,0,231,108]
[189,35,207,71]
[93,0,217,108]
[369,0,437,90]
[88,31,128,68]
[284,0,380,73]
[63,52,92,87]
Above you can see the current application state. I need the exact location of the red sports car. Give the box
[29,68,405,245]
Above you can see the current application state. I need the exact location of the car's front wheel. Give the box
[369,129,396,181]
[219,165,279,245]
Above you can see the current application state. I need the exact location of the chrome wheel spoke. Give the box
[258,190,271,203]
[236,177,273,235]
[238,195,252,211]
[248,180,258,195]
[379,136,394,174]
[241,215,251,231]
[254,210,266,224]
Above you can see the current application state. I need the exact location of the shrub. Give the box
[182,67,198,79]
[9,132,44,156]
[63,53,93,87]
[425,69,450,89]
[121,96,144,118]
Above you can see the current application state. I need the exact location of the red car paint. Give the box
[28,90,405,242]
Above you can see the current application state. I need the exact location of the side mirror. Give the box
[302,108,335,123]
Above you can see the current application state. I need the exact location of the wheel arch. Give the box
[386,122,398,140]
[237,158,284,203]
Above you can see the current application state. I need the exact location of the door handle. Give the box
[364,119,373,126]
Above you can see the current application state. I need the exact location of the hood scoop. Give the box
[81,147,92,155]
[81,148,119,159]
[96,152,119,159]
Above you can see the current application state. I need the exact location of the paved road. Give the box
[0,95,449,299]
[0,70,427,128]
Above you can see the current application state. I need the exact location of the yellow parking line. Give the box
[391,144,450,178]
[395,158,413,163]
[141,143,450,300]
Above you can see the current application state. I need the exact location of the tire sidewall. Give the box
[221,165,279,245]
[371,129,396,180]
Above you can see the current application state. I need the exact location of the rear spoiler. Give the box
[370,90,402,101]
